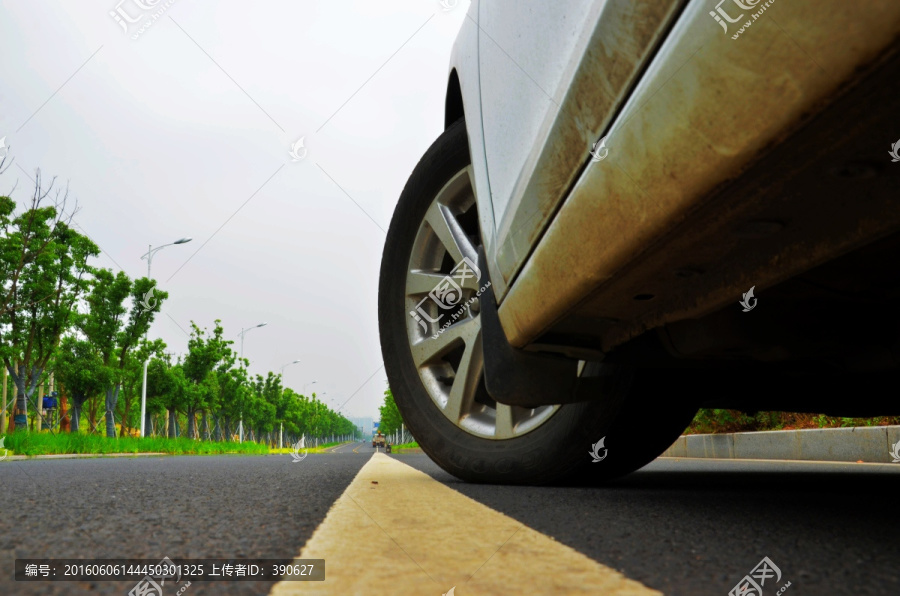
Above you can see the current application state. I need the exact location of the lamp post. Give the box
[280,360,301,375]
[304,380,317,394]
[139,237,192,438]
[278,359,300,448]
[237,322,268,443]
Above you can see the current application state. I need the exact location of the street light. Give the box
[279,359,301,375]
[237,322,268,442]
[139,237,192,438]
[304,381,317,394]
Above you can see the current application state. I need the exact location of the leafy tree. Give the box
[54,336,109,432]
[0,174,98,429]
[213,352,246,441]
[181,320,229,439]
[249,372,282,443]
[79,268,167,437]
[378,386,402,435]
[116,338,166,436]
[145,354,175,436]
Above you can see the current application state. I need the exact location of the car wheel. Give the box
[379,118,697,485]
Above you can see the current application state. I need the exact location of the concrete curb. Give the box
[662,425,900,463]
[0,452,168,461]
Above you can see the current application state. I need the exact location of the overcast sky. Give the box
[0,0,469,419]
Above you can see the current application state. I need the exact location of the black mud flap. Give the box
[478,248,621,408]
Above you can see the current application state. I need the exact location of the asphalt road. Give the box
[0,448,372,596]
[400,454,900,595]
[2,443,898,595]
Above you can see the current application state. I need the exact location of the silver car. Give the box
[379,0,900,484]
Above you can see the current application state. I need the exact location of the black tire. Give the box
[379,118,696,485]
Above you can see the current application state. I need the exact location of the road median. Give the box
[662,425,900,463]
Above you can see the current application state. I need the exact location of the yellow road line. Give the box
[269,453,659,596]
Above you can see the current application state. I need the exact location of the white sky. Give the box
[0,0,469,419]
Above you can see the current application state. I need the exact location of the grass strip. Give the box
[1,432,268,456]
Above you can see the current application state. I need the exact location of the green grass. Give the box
[392,441,419,450]
[1,432,268,456]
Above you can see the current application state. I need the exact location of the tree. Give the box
[213,350,245,441]
[0,173,98,429]
[145,354,175,436]
[378,386,403,435]
[250,372,282,444]
[54,336,109,432]
[182,320,230,439]
[116,338,166,436]
[80,268,167,437]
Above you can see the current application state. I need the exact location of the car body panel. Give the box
[479,0,686,298]
[495,0,900,349]
[446,1,509,296]
[477,0,602,246]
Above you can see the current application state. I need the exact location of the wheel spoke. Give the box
[404,165,558,441]
[445,324,483,424]
[406,270,449,296]
[425,202,477,266]
[494,404,516,439]
[409,316,478,368]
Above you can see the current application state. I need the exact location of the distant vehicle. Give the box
[379,1,900,485]
[372,433,386,449]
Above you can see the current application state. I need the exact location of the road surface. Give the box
[1,442,897,594]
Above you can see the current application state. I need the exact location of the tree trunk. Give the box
[201,411,209,441]
[187,409,196,440]
[59,382,70,433]
[119,389,132,437]
[105,385,120,438]
[7,362,41,431]
[167,409,176,438]
[88,394,98,433]
[144,410,154,437]
[70,399,84,433]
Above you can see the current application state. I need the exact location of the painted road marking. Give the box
[323,442,350,454]
[269,453,659,596]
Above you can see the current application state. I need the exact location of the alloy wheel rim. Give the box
[404,167,559,440]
